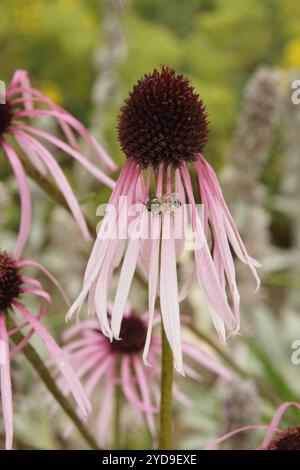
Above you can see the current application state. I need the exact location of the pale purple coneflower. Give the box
[0,69,117,258]
[68,66,260,374]
[206,401,300,450]
[0,250,91,450]
[59,306,232,447]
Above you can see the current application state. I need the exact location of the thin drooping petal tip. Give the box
[1,68,118,246]
[118,65,209,168]
[142,353,152,368]
[176,364,186,377]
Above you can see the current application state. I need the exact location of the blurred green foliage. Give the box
[1,0,300,450]
[1,0,299,163]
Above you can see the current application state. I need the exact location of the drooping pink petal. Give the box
[93,241,120,339]
[200,176,240,330]
[111,238,141,339]
[0,315,13,450]
[14,134,48,177]
[178,263,196,302]
[14,124,115,189]
[160,211,184,375]
[174,168,187,257]
[143,236,160,365]
[142,167,163,365]
[180,164,235,343]
[9,70,33,110]
[181,342,233,382]
[9,84,117,171]
[83,356,114,397]
[62,320,100,342]
[197,157,260,290]
[14,130,91,241]
[260,402,300,449]
[63,341,102,356]
[18,259,70,307]
[132,356,157,436]
[121,356,158,413]
[1,140,31,259]
[67,162,140,323]
[13,302,91,417]
[205,425,272,450]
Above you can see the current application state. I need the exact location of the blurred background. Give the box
[1,0,300,449]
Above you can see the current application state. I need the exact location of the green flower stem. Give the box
[159,323,174,449]
[6,315,100,450]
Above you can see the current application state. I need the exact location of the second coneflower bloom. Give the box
[68,66,260,374]
[0,250,90,449]
[57,306,232,447]
[0,69,116,258]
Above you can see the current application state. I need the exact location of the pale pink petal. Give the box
[180,164,235,342]
[182,342,233,382]
[121,356,158,413]
[9,69,33,110]
[2,140,31,259]
[111,239,140,339]
[143,237,160,365]
[67,162,139,323]
[14,124,115,189]
[83,356,114,396]
[178,263,196,302]
[12,94,117,171]
[160,212,184,375]
[14,130,91,241]
[132,356,157,436]
[205,425,272,450]
[261,402,300,449]
[14,134,48,177]
[197,158,260,289]
[13,302,91,417]
[200,176,240,330]
[0,315,13,450]
[18,259,70,307]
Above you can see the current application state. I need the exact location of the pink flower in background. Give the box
[0,250,91,450]
[59,306,232,446]
[206,402,300,450]
[0,69,117,258]
[68,66,260,374]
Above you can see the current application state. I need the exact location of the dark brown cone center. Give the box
[0,251,22,312]
[118,65,209,168]
[110,316,147,355]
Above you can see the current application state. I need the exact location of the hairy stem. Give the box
[6,315,99,450]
